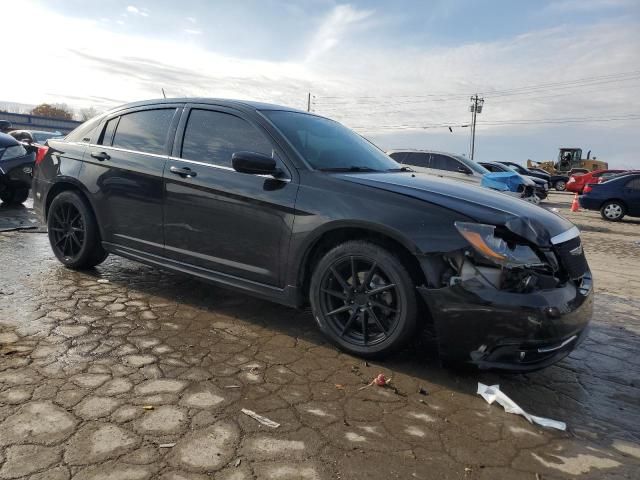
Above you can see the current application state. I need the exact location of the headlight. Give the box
[454,222,545,268]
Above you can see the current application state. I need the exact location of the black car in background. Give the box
[0,132,36,204]
[579,173,640,221]
[32,98,593,370]
[9,129,63,145]
[479,161,549,200]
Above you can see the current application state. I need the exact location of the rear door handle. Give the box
[90,151,110,161]
[169,165,197,178]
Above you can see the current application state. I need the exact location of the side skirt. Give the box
[102,242,303,308]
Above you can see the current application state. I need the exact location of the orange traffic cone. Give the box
[570,193,580,212]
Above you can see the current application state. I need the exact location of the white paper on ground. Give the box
[477,382,566,431]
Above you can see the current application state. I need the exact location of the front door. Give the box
[163,106,298,287]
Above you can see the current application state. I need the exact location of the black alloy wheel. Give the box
[47,191,108,269]
[310,241,418,357]
[49,201,86,259]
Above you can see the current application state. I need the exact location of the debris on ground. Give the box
[96,279,110,283]
[359,373,391,390]
[158,443,176,448]
[477,382,566,431]
[143,405,154,410]
[225,384,242,389]
[241,408,280,428]
[335,384,345,390]
[418,386,428,396]
[234,459,242,467]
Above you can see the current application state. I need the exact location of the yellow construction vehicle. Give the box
[527,147,608,175]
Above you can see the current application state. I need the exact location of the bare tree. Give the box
[79,107,99,121]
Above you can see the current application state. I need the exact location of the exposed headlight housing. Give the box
[454,221,545,268]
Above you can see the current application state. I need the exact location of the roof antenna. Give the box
[161,88,166,99]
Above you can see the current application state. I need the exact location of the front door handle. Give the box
[90,151,110,161]
[169,165,197,178]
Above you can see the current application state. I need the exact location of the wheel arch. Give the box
[45,179,105,238]
[295,222,428,300]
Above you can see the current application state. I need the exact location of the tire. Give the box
[47,191,108,269]
[554,180,566,191]
[309,240,418,358]
[0,186,29,205]
[600,200,626,222]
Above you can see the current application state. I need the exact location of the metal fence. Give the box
[0,111,82,134]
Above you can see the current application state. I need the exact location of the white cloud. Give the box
[126,5,149,17]
[305,4,374,62]
[186,16,197,24]
[184,29,202,35]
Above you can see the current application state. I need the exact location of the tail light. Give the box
[35,145,49,166]
[583,184,593,194]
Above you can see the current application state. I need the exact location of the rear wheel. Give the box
[309,241,418,358]
[0,186,29,205]
[554,180,566,191]
[47,191,108,269]
[600,200,626,221]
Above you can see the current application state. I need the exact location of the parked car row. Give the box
[387,150,543,203]
[578,172,640,221]
[31,98,593,371]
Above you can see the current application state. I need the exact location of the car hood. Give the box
[336,172,574,246]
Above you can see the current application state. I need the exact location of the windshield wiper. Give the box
[318,166,381,172]
[386,166,414,172]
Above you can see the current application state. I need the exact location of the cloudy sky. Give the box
[2,0,639,167]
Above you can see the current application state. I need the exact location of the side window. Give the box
[431,154,459,172]
[388,152,407,163]
[481,164,496,172]
[65,115,104,144]
[404,152,430,168]
[111,109,175,155]
[99,117,119,146]
[625,178,640,190]
[181,109,273,168]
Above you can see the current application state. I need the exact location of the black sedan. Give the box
[32,98,592,371]
[0,132,36,204]
[579,173,640,221]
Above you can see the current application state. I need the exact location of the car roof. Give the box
[106,98,308,115]
[0,132,20,148]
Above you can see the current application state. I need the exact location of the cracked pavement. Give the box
[0,193,639,479]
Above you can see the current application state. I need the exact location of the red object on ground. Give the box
[566,169,627,194]
[571,194,580,212]
[374,373,387,386]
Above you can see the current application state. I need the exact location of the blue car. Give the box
[579,173,640,221]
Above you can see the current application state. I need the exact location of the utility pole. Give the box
[307,92,311,112]
[469,94,484,160]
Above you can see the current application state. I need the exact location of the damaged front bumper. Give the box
[418,272,593,372]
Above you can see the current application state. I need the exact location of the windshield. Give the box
[453,155,490,175]
[262,110,401,171]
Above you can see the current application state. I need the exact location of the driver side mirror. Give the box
[457,165,472,174]
[232,151,278,176]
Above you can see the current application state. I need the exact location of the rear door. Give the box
[163,105,298,287]
[623,177,640,216]
[80,105,180,256]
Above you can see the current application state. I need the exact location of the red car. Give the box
[567,169,628,194]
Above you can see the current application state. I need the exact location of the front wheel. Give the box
[600,200,626,222]
[309,241,418,358]
[47,191,108,269]
[0,186,29,205]
[554,180,567,191]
